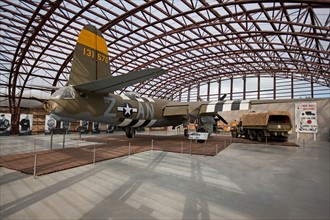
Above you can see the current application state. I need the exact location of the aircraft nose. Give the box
[43,100,58,113]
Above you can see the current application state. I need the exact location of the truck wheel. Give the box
[249,130,257,141]
[278,136,288,142]
[257,131,264,142]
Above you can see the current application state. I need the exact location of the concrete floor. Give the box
[0,133,329,220]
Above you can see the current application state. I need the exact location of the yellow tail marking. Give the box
[77,28,108,55]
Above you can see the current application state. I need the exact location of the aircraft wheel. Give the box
[249,130,257,141]
[184,129,189,137]
[125,127,135,138]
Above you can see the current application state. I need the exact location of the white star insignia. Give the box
[123,103,132,116]
[117,103,137,117]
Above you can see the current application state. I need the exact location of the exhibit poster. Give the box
[61,121,71,132]
[45,115,56,134]
[295,102,318,133]
[19,114,33,135]
[80,120,89,133]
[92,122,100,133]
[0,113,11,136]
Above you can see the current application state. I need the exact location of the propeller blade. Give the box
[197,96,204,101]
[216,114,228,125]
[219,93,227,100]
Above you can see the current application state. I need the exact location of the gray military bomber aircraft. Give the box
[44,25,250,139]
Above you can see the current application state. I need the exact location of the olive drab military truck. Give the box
[231,111,292,142]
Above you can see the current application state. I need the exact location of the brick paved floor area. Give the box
[0,134,298,175]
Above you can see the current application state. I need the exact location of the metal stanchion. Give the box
[190,140,192,155]
[303,139,305,151]
[93,146,96,165]
[266,136,268,148]
[129,142,131,156]
[181,142,183,155]
[62,133,65,148]
[150,139,154,160]
[33,138,37,179]
[216,144,218,154]
[50,131,53,150]
[33,154,37,179]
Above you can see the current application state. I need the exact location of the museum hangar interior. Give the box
[0,1,329,220]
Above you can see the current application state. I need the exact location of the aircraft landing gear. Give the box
[184,128,189,137]
[125,127,135,138]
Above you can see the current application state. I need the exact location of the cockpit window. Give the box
[51,86,75,100]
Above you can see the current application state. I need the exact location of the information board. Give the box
[188,132,209,140]
[19,114,33,135]
[295,103,318,133]
[0,113,11,135]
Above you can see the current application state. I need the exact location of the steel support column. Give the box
[311,75,314,98]
[207,81,210,101]
[257,75,260,100]
[197,83,200,100]
[187,85,191,102]
[243,76,246,100]
[230,77,233,100]
[218,79,221,100]
[291,73,294,99]
[273,73,276,99]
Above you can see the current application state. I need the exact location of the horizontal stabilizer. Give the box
[199,100,250,114]
[74,68,165,94]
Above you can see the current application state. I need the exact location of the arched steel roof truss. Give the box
[0,0,329,114]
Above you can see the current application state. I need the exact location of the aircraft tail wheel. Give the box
[125,127,135,138]
[184,129,189,137]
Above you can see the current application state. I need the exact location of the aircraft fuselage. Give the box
[49,90,184,128]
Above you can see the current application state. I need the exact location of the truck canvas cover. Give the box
[242,111,291,127]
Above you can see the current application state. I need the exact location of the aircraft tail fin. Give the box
[68,25,110,86]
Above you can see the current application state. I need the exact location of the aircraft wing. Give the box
[163,100,250,117]
[73,68,165,94]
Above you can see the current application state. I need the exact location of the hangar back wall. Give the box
[219,98,330,141]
